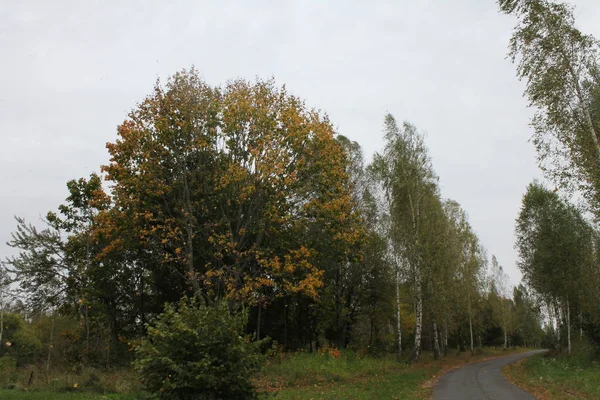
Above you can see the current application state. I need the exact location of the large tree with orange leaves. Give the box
[101,69,362,310]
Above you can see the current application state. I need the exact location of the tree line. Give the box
[501,0,600,355]
[0,70,542,373]
[5,0,600,396]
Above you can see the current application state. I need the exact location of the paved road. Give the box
[433,350,546,400]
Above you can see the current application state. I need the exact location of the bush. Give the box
[134,298,264,400]
[11,329,41,365]
[0,355,16,386]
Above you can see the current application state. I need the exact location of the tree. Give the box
[101,69,360,342]
[443,200,486,356]
[370,114,440,363]
[490,255,513,350]
[499,0,600,213]
[513,284,543,347]
[515,181,593,354]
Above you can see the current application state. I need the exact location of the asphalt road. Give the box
[433,350,546,400]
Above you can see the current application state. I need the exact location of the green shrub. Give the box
[0,355,17,386]
[134,298,263,400]
[11,329,41,365]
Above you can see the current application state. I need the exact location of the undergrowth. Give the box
[505,341,600,399]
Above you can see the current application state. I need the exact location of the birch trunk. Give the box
[47,316,54,373]
[568,65,600,164]
[443,324,449,357]
[468,295,474,357]
[555,302,561,343]
[579,309,583,341]
[538,8,600,165]
[0,291,4,347]
[395,268,402,361]
[503,326,507,350]
[433,321,441,360]
[85,304,90,359]
[410,276,423,363]
[566,298,571,356]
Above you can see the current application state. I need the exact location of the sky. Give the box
[1,0,599,286]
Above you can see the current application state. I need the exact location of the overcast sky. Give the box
[2,0,599,285]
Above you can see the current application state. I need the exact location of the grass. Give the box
[0,347,531,400]
[504,342,600,400]
[0,363,145,400]
[255,347,531,400]
[0,391,139,400]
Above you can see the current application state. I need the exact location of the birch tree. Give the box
[515,181,592,354]
[499,0,600,212]
[371,114,439,363]
[490,255,512,349]
[444,200,486,356]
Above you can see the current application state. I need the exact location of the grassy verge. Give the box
[0,392,138,400]
[0,365,144,400]
[0,347,531,400]
[256,347,531,400]
[504,343,600,399]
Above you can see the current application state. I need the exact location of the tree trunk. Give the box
[395,269,402,361]
[106,321,111,368]
[554,301,561,344]
[566,298,571,356]
[579,309,583,341]
[444,324,449,357]
[257,306,261,341]
[284,300,288,349]
[140,271,146,337]
[85,304,90,360]
[186,221,200,293]
[468,295,474,357]
[183,172,200,295]
[568,64,600,164]
[46,316,54,373]
[503,325,507,351]
[0,288,4,347]
[538,8,600,166]
[410,277,423,363]
[336,266,344,349]
[458,325,465,353]
[439,322,445,356]
[433,321,441,360]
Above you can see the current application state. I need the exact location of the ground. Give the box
[0,347,534,400]
[255,347,531,400]
[504,344,600,400]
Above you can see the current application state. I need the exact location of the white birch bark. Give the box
[0,288,3,347]
[566,298,571,356]
[395,268,402,361]
[468,295,474,356]
[411,274,423,362]
[433,321,441,360]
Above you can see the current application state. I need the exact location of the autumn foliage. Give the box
[100,69,360,307]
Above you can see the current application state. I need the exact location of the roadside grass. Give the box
[256,346,531,400]
[0,392,139,400]
[504,342,600,400]
[0,347,531,400]
[0,364,145,400]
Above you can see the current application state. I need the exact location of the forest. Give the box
[2,0,600,399]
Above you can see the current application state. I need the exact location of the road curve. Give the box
[433,350,546,400]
